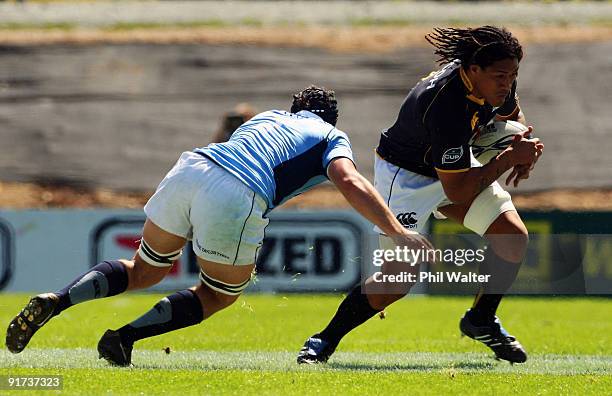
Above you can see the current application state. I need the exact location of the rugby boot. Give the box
[297,334,337,364]
[460,309,527,363]
[6,293,59,353]
[97,329,133,367]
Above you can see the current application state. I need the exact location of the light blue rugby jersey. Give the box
[195,110,354,211]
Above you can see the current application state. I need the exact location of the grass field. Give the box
[0,294,611,395]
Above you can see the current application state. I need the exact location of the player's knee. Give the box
[514,223,529,248]
[367,292,404,311]
[195,268,251,314]
[365,278,412,300]
[129,269,165,290]
[129,257,170,289]
[487,214,529,262]
[127,238,182,289]
[501,218,529,249]
[209,289,241,309]
[136,238,183,269]
[193,282,242,318]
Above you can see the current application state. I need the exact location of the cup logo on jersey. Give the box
[442,146,464,164]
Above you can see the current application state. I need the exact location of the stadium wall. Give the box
[0,210,610,294]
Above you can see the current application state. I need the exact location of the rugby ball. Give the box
[472,120,529,164]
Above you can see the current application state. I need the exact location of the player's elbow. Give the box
[328,160,362,192]
[438,172,475,205]
[332,172,363,194]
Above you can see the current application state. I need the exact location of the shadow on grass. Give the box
[327,360,496,372]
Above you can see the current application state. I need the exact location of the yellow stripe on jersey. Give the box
[459,67,474,91]
[471,112,480,131]
[495,104,520,119]
[460,68,485,105]
[466,94,485,105]
[435,167,470,174]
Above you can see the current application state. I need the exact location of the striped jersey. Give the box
[376,60,519,178]
[195,110,354,210]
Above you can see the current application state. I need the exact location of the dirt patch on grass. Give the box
[285,186,612,212]
[1,25,610,212]
[0,181,148,209]
[1,181,610,211]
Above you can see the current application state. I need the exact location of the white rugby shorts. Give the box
[373,153,516,237]
[144,151,269,266]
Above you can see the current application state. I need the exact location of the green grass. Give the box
[0,294,610,395]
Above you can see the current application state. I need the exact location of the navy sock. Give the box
[469,294,504,326]
[54,260,128,315]
[118,289,204,345]
[471,249,521,325]
[318,285,380,346]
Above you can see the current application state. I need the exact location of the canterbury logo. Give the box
[396,212,418,228]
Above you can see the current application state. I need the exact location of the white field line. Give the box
[1,349,610,375]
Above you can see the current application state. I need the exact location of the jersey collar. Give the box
[297,110,324,121]
[459,67,486,106]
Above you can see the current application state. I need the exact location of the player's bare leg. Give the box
[98,254,253,366]
[191,260,253,319]
[437,205,528,314]
[365,260,420,310]
[6,219,176,354]
[438,204,528,363]
[298,257,419,364]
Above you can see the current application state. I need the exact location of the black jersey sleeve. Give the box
[424,89,472,174]
[496,80,519,118]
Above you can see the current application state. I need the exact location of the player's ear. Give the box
[468,64,483,75]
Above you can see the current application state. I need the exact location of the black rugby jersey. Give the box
[376,60,519,178]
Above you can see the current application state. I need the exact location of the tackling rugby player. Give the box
[6,86,430,366]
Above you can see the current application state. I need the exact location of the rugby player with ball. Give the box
[298,26,543,365]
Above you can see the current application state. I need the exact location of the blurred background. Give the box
[0,0,611,206]
[0,0,611,294]
[1,5,610,392]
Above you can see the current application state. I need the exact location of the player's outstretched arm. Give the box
[438,134,543,204]
[327,157,432,250]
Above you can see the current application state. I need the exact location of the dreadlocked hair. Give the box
[425,26,523,68]
[291,85,339,126]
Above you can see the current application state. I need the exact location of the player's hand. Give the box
[505,129,543,187]
[505,132,544,166]
[520,126,543,170]
[505,164,530,187]
[506,148,542,187]
[520,126,534,139]
[390,231,435,263]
